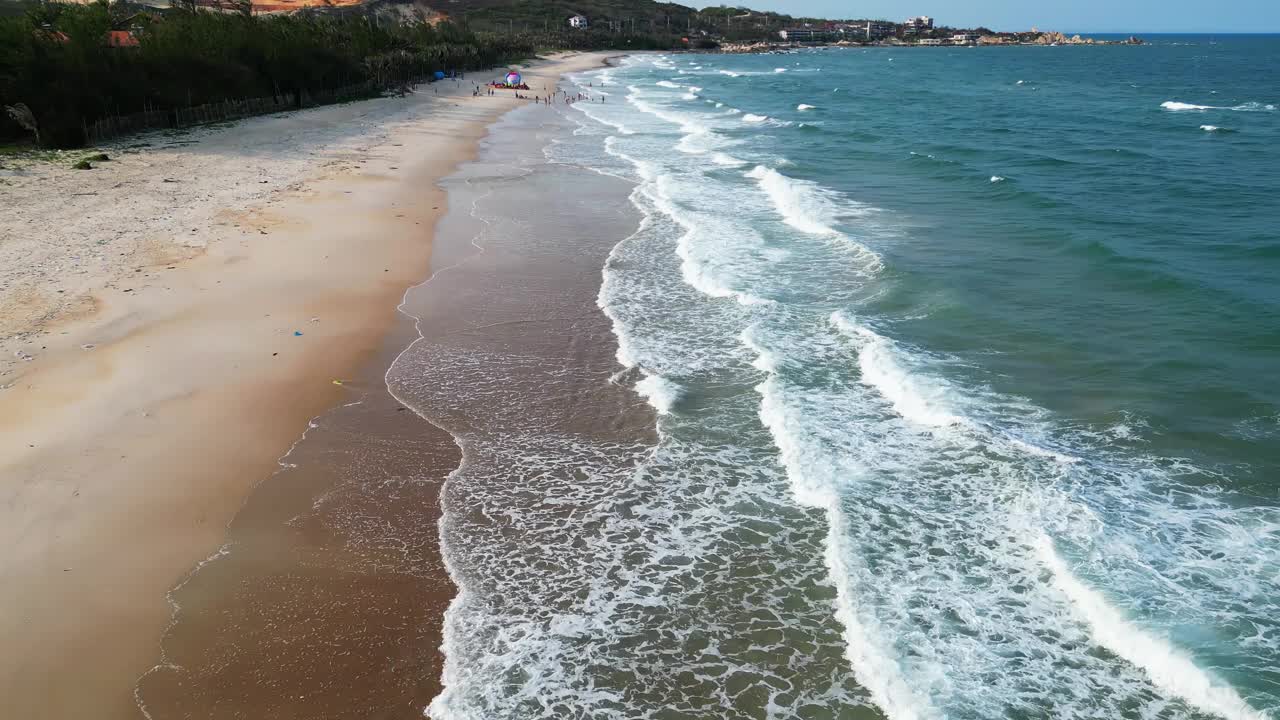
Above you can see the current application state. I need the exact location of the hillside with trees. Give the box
[0,0,534,147]
[0,0,832,148]
[447,1,818,45]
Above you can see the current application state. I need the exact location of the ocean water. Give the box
[420,38,1280,720]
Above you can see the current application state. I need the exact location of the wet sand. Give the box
[135,318,463,719]
[0,53,611,720]
[133,77,649,719]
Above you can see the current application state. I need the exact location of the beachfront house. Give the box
[951,32,980,44]
[568,15,589,29]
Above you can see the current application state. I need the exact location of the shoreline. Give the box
[0,51,612,719]
[387,94,657,717]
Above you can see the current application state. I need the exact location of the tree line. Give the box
[0,1,537,147]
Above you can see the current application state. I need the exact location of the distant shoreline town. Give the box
[718,16,1143,52]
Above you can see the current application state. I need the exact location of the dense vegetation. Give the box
[0,1,536,147]
[451,0,815,45]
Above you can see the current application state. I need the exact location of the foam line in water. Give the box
[1036,535,1268,720]
[745,165,842,236]
[1163,100,1277,112]
[1163,101,1217,111]
[625,86,720,155]
[647,180,772,307]
[744,167,884,275]
[743,327,938,720]
[602,134,769,307]
[710,152,747,167]
[595,196,651,371]
[830,312,962,428]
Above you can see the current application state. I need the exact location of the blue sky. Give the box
[721,1,1280,33]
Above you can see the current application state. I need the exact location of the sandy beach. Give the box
[0,51,609,720]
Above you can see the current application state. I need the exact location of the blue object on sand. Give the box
[294,331,303,336]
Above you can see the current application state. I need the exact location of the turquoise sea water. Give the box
[429,38,1280,720]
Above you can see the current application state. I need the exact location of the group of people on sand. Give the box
[535,90,605,107]
[472,83,607,107]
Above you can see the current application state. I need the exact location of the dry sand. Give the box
[0,52,609,720]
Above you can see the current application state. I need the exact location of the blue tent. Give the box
[434,71,446,81]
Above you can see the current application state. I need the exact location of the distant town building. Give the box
[568,15,589,29]
[903,16,934,35]
[865,21,896,40]
[779,27,833,42]
[950,32,979,44]
[918,38,944,45]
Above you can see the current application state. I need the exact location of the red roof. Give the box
[105,30,140,48]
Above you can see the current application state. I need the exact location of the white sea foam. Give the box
[655,80,682,89]
[570,103,636,135]
[1201,125,1221,132]
[742,113,770,123]
[797,104,817,111]
[626,89,717,155]
[743,327,937,720]
[681,93,698,100]
[718,69,742,78]
[990,175,1006,183]
[595,201,650,371]
[1037,536,1268,720]
[824,309,1274,719]
[563,53,1276,720]
[1164,100,1277,112]
[775,68,788,73]
[745,166,839,236]
[831,313,962,428]
[643,174,771,307]
[634,374,683,414]
[711,152,747,167]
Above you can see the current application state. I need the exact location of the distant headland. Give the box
[721,17,1143,53]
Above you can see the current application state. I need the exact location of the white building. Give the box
[779,27,832,42]
[903,16,934,35]
[951,32,979,44]
[568,15,589,29]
